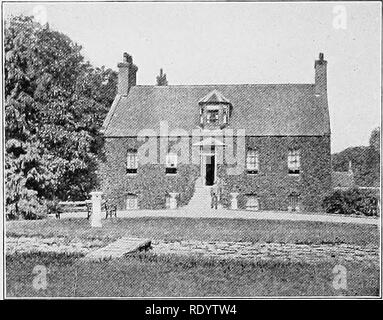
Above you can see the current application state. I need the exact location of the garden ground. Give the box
[6,217,381,297]
[6,217,380,245]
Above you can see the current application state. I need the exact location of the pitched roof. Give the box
[199,89,231,104]
[332,171,355,189]
[102,84,330,136]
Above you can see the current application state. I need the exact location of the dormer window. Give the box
[207,110,219,124]
[198,90,232,128]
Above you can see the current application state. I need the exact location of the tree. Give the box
[369,127,380,153]
[4,15,117,218]
[367,126,380,186]
[332,127,380,187]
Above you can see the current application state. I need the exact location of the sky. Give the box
[3,1,381,153]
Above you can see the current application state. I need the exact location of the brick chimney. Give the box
[117,52,138,95]
[314,52,327,96]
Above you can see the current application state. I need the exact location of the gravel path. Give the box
[57,209,379,225]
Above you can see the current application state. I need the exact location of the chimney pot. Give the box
[314,52,327,96]
[117,52,138,95]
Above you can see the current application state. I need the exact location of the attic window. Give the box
[207,110,219,124]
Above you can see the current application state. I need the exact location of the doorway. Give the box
[205,155,215,186]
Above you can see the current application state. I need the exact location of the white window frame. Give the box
[166,152,178,174]
[246,149,259,173]
[246,195,259,211]
[126,149,138,174]
[206,109,219,124]
[288,149,300,174]
[126,195,138,210]
[288,194,300,212]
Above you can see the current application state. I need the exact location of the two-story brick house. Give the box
[100,52,331,212]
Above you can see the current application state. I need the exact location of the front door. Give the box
[206,155,215,186]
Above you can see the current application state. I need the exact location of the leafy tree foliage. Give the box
[369,127,380,153]
[322,188,379,216]
[5,15,117,218]
[332,127,380,187]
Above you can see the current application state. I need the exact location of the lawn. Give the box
[6,217,380,246]
[6,217,380,297]
[6,252,380,297]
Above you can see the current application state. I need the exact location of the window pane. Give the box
[207,110,219,123]
[288,194,299,211]
[246,196,259,211]
[127,150,138,169]
[288,149,300,173]
[126,196,138,209]
[166,153,178,174]
[246,149,259,172]
[166,153,178,167]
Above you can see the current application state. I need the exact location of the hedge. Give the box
[322,188,379,216]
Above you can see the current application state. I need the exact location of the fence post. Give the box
[90,191,103,227]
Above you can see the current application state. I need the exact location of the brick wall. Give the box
[100,135,331,211]
[219,135,332,211]
[100,137,199,210]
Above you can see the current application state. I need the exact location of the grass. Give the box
[6,218,380,297]
[6,217,380,246]
[6,252,380,297]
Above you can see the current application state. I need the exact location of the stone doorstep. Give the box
[82,237,151,262]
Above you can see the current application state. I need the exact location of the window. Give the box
[126,194,138,210]
[246,195,259,211]
[207,110,219,124]
[126,149,138,174]
[288,149,300,174]
[288,193,300,212]
[166,152,178,174]
[246,149,259,174]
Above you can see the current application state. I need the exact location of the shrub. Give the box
[46,200,61,216]
[6,189,48,220]
[322,188,379,216]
